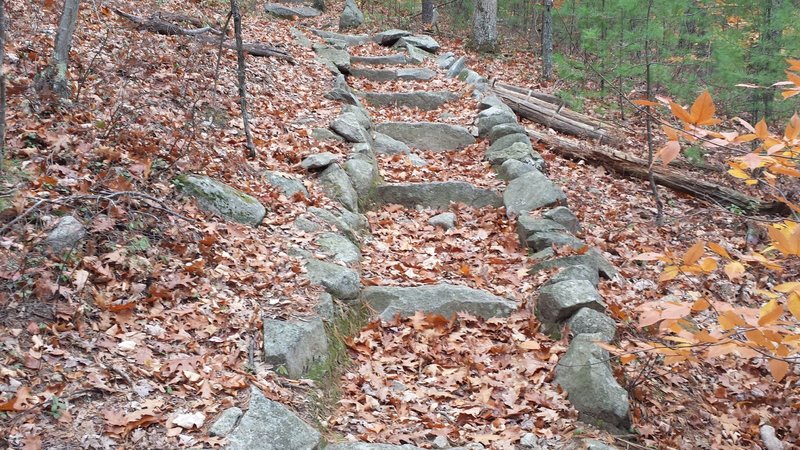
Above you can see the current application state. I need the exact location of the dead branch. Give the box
[526,127,788,215]
[113,8,295,64]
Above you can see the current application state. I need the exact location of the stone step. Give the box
[349,67,436,82]
[359,91,459,111]
[373,122,475,152]
[351,54,410,66]
[376,181,502,210]
[361,284,516,320]
[311,29,370,47]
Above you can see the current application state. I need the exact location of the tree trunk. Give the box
[542,0,553,80]
[0,0,6,172]
[422,0,434,27]
[230,0,255,158]
[525,128,787,215]
[472,0,498,52]
[36,0,81,98]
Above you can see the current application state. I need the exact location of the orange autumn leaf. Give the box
[669,101,693,124]
[708,242,731,259]
[658,141,682,165]
[689,90,720,125]
[768,359,790,382]
[724,261,745,280]
[718,310,746,331]
[787,292,800,320]
[683,241,705,265]
[758,299,783,326]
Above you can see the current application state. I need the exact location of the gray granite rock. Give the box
[526,231,585,252]
[374,122,475,152]
[488,122,526,143]
[327,444,424,450]
[210,407,243,437]
[403,44,434,63]
[342,104,372,129]
[373,132,411,155]
[312,29,369,46]
[344,156,380,207]
[497,159,536,181]
[362,284,516,320]
[516,216,565,247]
[377,182,502,209]
[325,74,361,105]
[477,106,517,136]
[372,29,412,46]
[544,206,581,234]
[360,91,458,111]
[313,43,351,73]
[223,386,322,450]
[46,215,86,252]
[339,0,364,30]
[408,154,428,166]
[353,55,409,68]
[486,142,543,169]
[555,334,630,432]
[436,52,456,69]
[331,113,371,143]
[488,132,530,154]
[477,95,509,111]
[428,212,456,230]
[311,127,345,141]
[301,152,340,170]
[546,264,600,287]
[319,164,359,212]
[175,174,266,227]
[317,232,361,264]
[537,279,605,323]
[265,3,321,18]
[305,257,362,299]
[446,56,467,78]
[306,207,362,243]
[264,171,308,198]
[263,318,328,378]
[395,35,440,53]
[567,308,616,342]
[290,27,312,47]
[503,171,566,218]
[529,248,619,280]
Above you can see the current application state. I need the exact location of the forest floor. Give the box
[0,1,798,449]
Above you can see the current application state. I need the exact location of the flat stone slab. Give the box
[263,318,328,378]
[555,334,630,432]
[327,444,424,450]
[313,43,350,73]
[305,257,362,299]
[176,174,266,227]
[395,35,440,53]
[223,386,322,450]
[529,248,619,280]
[373,29,413,46]
[349,67,436,82]
[351,54,410,66]
[301,152,339,170]
[265,3,321,18]
[517,216,566,247]
[360,91,458,111]
[374,122,475,151]
[362,284,516,320]
[373,132,410,154]
[537,279,605,323]
[312,29,370,46]
[376,182,502,209]
[317,232,361,263]
[503,171,566,218]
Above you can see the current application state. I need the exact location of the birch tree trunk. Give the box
[471,0,497,53]
[542,0,554,80]
[36,0,81,98]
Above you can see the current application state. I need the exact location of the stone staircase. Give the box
[186,17,627,450]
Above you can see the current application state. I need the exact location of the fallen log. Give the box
[490,81,562,105]
[492,86,625,147]
[114,9,295,64]
[526,127,788,215]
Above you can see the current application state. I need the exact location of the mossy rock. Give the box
[174,174,266,227]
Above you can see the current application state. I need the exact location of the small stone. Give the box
[301,152,340,170]
[497,159,536,181]
[433,435,450,449]
[316,292,336,321]
[488,122,526,143]
[339,0,364,30]
[446,56,466,78]
[264,171,308,198]
[503,171,567,219]
[526,231,585,252]
[520,433,537,448]
[373,29,412,46]
[408,154,428,166]
[428,212,456,230]
[395,35,440,53]
[45,215,86,253]
[305,258,362,300]
[374,132,411,155]
[319,164,359,212]
[516,216,565,247]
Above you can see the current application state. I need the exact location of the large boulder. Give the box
[45,215,87,253]
[374,122,475,152]
[395,35,440,53]
[362,284,516,320]
[221,386,322,449]
[377,182,502,209]
[264,3,321,18]
[503,171,566,218]
[351,54,409,66]
[319,164,359,212]
[264,171,308,198]
[305,257,362,300]
[175,174,266,226]
[537,279,605,323]
[263,318,329,378]
[360,91,458,111]
[373,29,412,46]
[339,0,364,30]
[555,334,630,432]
